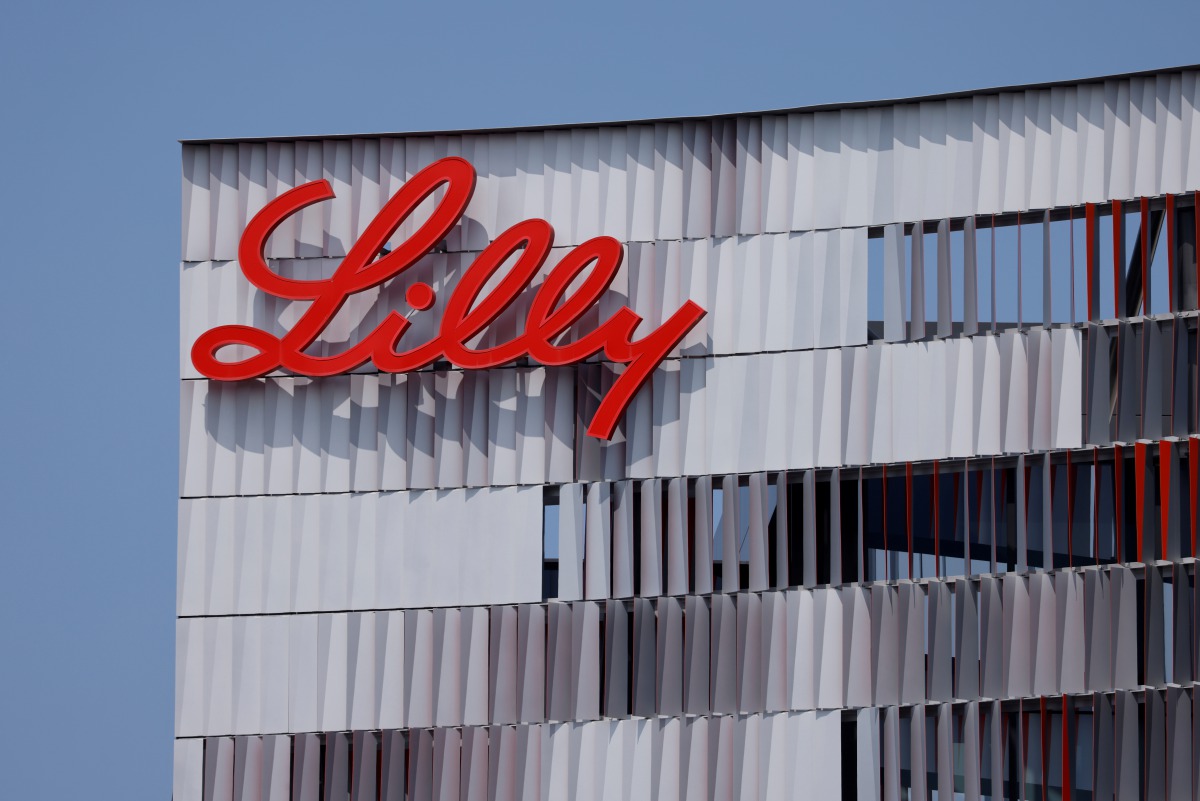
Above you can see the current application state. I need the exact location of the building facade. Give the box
[177,67,1200,800]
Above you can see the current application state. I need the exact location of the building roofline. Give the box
[180,62,1200,146]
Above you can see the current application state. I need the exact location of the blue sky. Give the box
[2,1,1199,797]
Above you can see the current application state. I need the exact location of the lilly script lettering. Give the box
[191,156,707,440]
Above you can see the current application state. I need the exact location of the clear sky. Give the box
[2,1,1199,797]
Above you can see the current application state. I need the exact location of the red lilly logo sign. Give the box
[191,157,706,440]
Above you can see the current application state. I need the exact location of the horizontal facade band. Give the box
[179,438,1200,615]
[544,441,1200,601]
[179,486,541,616]
[175,689,1195,801]
[179,330,1082,497]
[177,563,1184,737]
[175,710,849,801]
[183,70,1200,261]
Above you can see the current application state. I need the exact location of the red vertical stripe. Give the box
[1160,440,1172,560]
[1190,438,1199,558]
[1166,194,1176,311]
[1113,199,1123,316]
[1141,197,1150,314]
[906,462,913,578]
[1135,441,1147,562]
[1086,203,1097,320]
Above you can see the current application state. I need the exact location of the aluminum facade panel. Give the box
[178,487,542,615]
[176,566,1179,737]
[181,332,1082,496]
[178,67,1200,801]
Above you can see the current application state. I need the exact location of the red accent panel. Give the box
[191,156,707,441]
[1160,440,1172,560]
[1135,441,1147,562]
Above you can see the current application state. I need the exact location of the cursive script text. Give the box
[191,156,707,440]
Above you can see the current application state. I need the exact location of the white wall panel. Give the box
[178,487,542,615]
[176,618,205,737]
[180,368,574,495]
